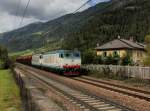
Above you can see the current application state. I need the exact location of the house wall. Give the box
[96,49,146,65]
[118,50,127,57]
[96,50,126,57]
[132,50,146,64]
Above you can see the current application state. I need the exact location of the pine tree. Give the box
[0,46,9,69]
[144,35,150,66]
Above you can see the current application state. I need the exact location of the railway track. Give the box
[16,65,131,111]
[73,76,150,102]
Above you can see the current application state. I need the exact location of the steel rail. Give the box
[72,77,150,102]
[82,76,150,95]
[16,64,132,111]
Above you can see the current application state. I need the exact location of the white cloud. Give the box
[0,12,39,33]
[0,0,108,33]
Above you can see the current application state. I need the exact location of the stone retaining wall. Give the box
[13,68,63,111]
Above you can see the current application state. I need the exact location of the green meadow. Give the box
[0,70,21,111]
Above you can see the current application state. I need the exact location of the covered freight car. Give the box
[16,55,32,65]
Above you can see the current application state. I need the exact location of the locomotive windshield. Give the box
[59,52,71,58]
[65,53,71,57]
[59,51,81,58]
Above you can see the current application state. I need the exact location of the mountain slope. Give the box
[63,0,150,50]
[0,0,150,52]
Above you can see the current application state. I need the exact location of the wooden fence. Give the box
[82,65,150,80]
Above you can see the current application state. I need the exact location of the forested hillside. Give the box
[63,0,150,50]
[0,0,150,52]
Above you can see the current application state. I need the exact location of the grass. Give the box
[124,78,150,88]
[0,69,22,111]
[32,32,43,36]
[9,41,61,58]
[8,39,61,60]
[9,49,33,57]
[8,49,34,62]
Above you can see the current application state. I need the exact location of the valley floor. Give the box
[0,69,22,111]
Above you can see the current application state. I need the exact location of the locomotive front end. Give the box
[61,51,81,76]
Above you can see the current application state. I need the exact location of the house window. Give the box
[113,51,119,57]
[140,52,143,57]
[103,52,107,57]
[137,51,142,58]
[137,52,139,58]
[114,51,118,56]
[137,51,143,58]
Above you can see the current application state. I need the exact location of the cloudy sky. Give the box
[0,0,109,33]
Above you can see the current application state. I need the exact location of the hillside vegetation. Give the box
[0,0,150,52]
[0,46,9,69]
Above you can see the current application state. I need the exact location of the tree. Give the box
[105,54,113,65]
[93,55,102,64]
[144,35,150,66]
[121,53,132,66]
[82,49,96,64]
[0,46,9,69]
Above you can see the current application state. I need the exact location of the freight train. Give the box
[16,50,82,76]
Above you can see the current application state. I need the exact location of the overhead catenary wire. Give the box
[14,0,22,28]
[19,0,31,27]
[42,0,92,36]
[16,0,116,53]
[64,0,118,49]
[43,0,115,50]
[18,0,93,29]
[73,0,92,13]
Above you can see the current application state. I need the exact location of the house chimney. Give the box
[118,35,121,39]
[129,36,134,42]
[97,43,100,47]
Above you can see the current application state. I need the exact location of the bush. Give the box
[112,52,120,65]
[102,54,113,65]
[121,54,132,65]
[0,46,9,69]
[102,66,112,77]
[93,55,102,64]
[144,34,150,66]
[82,49,96,64]
[0,60,5,69]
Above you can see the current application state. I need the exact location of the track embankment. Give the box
[73,76,150,101]
[15,64,129,111]
[14,68,65,111]
[15,63,150,111]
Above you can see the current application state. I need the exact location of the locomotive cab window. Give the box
[74,53,80,57]
[40,55,43,59]
[59,53,64,58]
